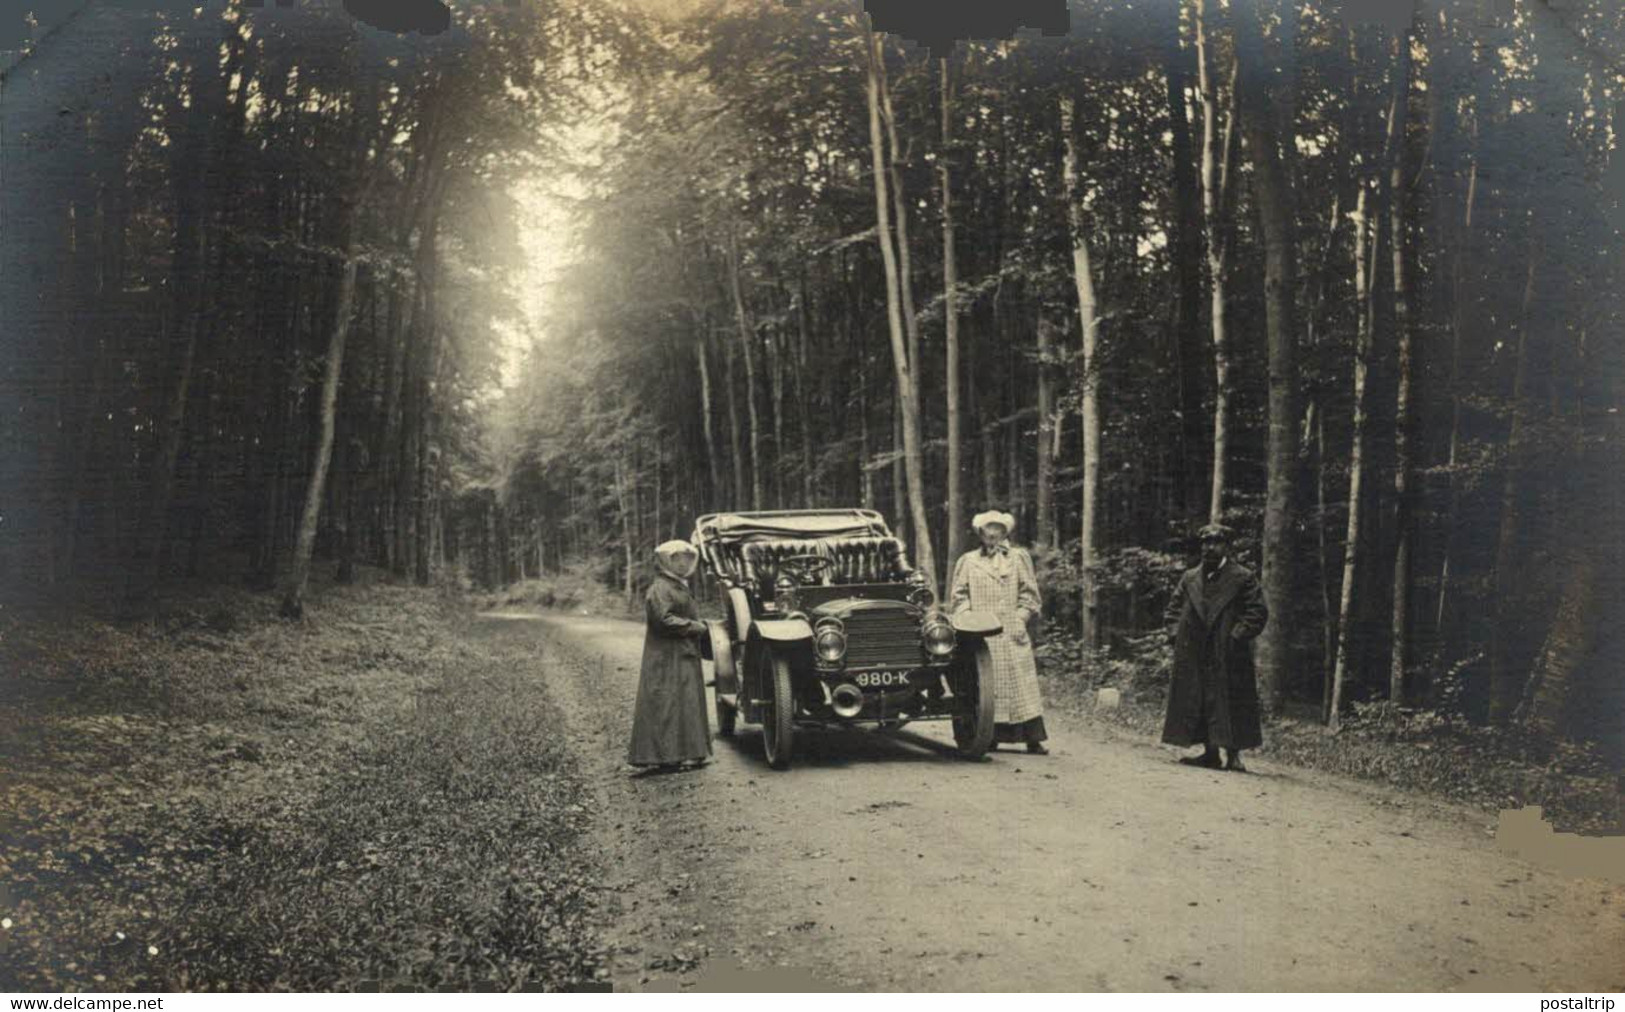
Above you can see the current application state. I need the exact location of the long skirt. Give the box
[994,715,1048,745]
[627,644,712,767]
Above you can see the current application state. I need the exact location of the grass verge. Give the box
[0,571,607,991]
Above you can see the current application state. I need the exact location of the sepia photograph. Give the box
[1,0,1623,995]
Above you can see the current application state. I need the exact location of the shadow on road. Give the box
[715,722,993,771]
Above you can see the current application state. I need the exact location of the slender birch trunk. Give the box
[865,25,936,587]
[1197,0,1239,523]
[696,334,721,507]
[939,55,965,570]
[279,199,367,618]
[723,334,746,507]
[1329,185,1377,729]
[768,328,785,509]
[726,235,764,511]
[1060,93,1102,649]
[877,36,924,422]
[1036,316,1056,550]
[1387,27,1416,704]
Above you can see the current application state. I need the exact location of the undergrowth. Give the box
[477,561,633,620]
[0,570,607,991]
[1034,629,1625,835]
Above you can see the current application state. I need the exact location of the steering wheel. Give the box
[775,554,832,584]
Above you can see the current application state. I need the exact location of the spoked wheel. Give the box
[759,654,796,770]
[952,643,996,759]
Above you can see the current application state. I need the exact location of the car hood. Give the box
[809,597,923,622]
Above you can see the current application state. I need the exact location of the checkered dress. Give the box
[948,546,1045,724]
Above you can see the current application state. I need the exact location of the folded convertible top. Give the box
[692,509,892,545]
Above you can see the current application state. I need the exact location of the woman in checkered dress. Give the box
[948,511,1050,754]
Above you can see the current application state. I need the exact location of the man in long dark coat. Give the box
[1161,523,1269,772]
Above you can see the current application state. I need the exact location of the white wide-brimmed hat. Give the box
[654,539,699,579]
[971,510,1015,533]
[655,539,698,563]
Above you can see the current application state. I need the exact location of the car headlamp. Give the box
[922,612,956,657]
[813,618,846,665]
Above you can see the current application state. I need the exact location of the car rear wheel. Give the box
[952,643,996,758]
[715,694,737,737]
[760,654,795,770]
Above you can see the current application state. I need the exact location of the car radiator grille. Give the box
[841,609,922,668]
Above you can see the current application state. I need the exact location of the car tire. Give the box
[952,642,996,758]
[716,694,737,738]
[760,654,795,770]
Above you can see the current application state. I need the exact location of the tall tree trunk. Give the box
[1197,0,1239,523]
[279,210,366,617]
[1514,378,1619,736]
[696,334,721,507]
[1036,316,1056,550]
[865,25,936,588]
[723,336,746,507]
[892,398,906,544]
[1316,402,1335,720]
[1489,249,1541,723]
[940,55,966,569]
[1165,19,1208,519]
[1387,26,1416,704]
[1436,121,1479,639]
[726,234,764,511]
[859,377,874,508]
[414,242,441,590]
[768,329,785,508]
[794,279,816,507]
[616,455,635,608]
[1329,186,1376,729]
[877,36,924,424]
[1236,0,1301,711]
[1060,93,1102,649]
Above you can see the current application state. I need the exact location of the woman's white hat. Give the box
[655,539,698,558]
[654,539,700,580]
[971,510,1016,533]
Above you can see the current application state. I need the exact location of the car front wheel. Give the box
[952,642,996,758]
[760,654,795,770]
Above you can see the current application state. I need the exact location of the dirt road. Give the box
[489,610,1625,992]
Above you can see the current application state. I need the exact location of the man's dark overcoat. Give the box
[1161,559,1269,750]
[627,572,713,766]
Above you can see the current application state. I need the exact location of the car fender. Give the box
[726,587,753,644]
[705,621,739,696]
[752,617,813,644]
[950,610,1003,638]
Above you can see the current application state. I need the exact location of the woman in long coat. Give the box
[627,540,713,771]
[948,511,1050,754]
[1161,523,1269,771]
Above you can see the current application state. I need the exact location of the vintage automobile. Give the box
[690,508,1003,769]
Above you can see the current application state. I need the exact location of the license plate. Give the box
[852,670,913,688]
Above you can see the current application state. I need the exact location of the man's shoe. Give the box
[1178,752,1222,769]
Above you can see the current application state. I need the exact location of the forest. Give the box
[3,0,1622,761]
